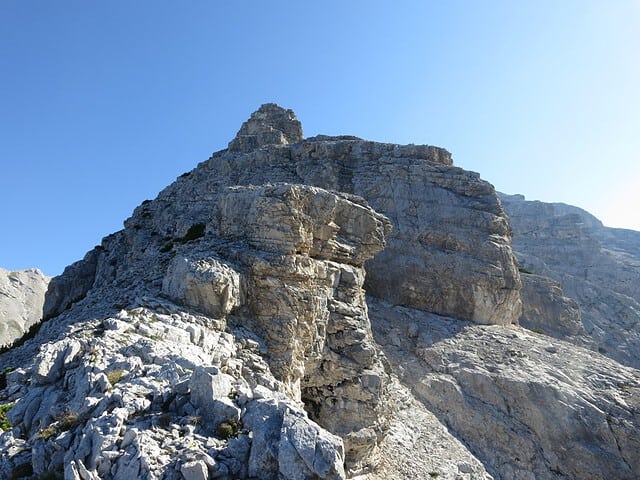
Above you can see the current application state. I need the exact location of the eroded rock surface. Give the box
[500,193,640,368]
[1,104,636,480]
[0,180,391,479]
[370,297,640,480]
[151,104,522,325]
[0,268,49,347]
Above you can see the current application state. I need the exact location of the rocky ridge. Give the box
[500,193,640,369]
[0,104,638,479]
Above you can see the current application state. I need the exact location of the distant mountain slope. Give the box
[500,193,640,368]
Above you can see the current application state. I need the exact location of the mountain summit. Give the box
[0,104,638,480]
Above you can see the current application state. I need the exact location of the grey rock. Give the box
[189,367,234,409]
[0,267,49,347]
[181,460,209,480]
[43,246,100,319]
[145,104,521,325]
[1,104,637,480]
[371,297,640,480]
[228,103,303,152]
[500,192,640,368]
[33,338,81,384]
[162,256,242,317]
[243,399,284,478]
[519,273,585,340]
[278,409,346,480]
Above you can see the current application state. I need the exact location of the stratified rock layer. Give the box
[500,193,640,368]
[1,104,637,480]
[371,297,640,480]
[151,105,522,325]
[0,181,392,479]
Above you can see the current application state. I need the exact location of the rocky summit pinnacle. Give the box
[228,103,304,152]
[0,104,639,480]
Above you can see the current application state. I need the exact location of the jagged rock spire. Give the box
[228,103,304,152]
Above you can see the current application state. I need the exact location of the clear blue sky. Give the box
[2,1,639,276]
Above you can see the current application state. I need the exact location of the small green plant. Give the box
[188,415,201,426]
[107,369,125,386]
[0,403,14,431]
[57,411,79,432]
[39,425,58,440]
[429,473,440,478]
[531,328,546,335]
[216,418,242,439]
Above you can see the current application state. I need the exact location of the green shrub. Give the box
[0,403,14,431]
[57,411,79,431]
[216,418,242,439]
[39,425,58,440]
[107,369,125,386]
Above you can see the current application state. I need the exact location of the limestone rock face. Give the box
[0,268,49,347]
[162,256,242,318]
[0,178,391,478]
[500,193,640,368]
[228,103,303,152]
[2,104,636,480]
[370,297,640,480]
[519,273,586,341]
[152,106,522,325]
[43,247,101,320]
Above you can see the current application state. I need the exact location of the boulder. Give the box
[0,268,49,346]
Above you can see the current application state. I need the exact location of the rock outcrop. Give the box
[0,181,391,479]
[1,104,638,480]
[0,268,49,347]
[151,105,522,325]
[371,297,640,480]
[500,193,640,368]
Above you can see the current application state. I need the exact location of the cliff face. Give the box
[0,268,49,347]
[0,105,638,480]
[500,193,640,369]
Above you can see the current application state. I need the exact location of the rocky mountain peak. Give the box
[1,105,639,480]
[228,103,304,152]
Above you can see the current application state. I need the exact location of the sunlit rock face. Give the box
[0,268,49,347]
[2,104,638,480]
[370,297,640,480]
[500,192,640,369]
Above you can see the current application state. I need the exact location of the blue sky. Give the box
[2,1,639,276]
